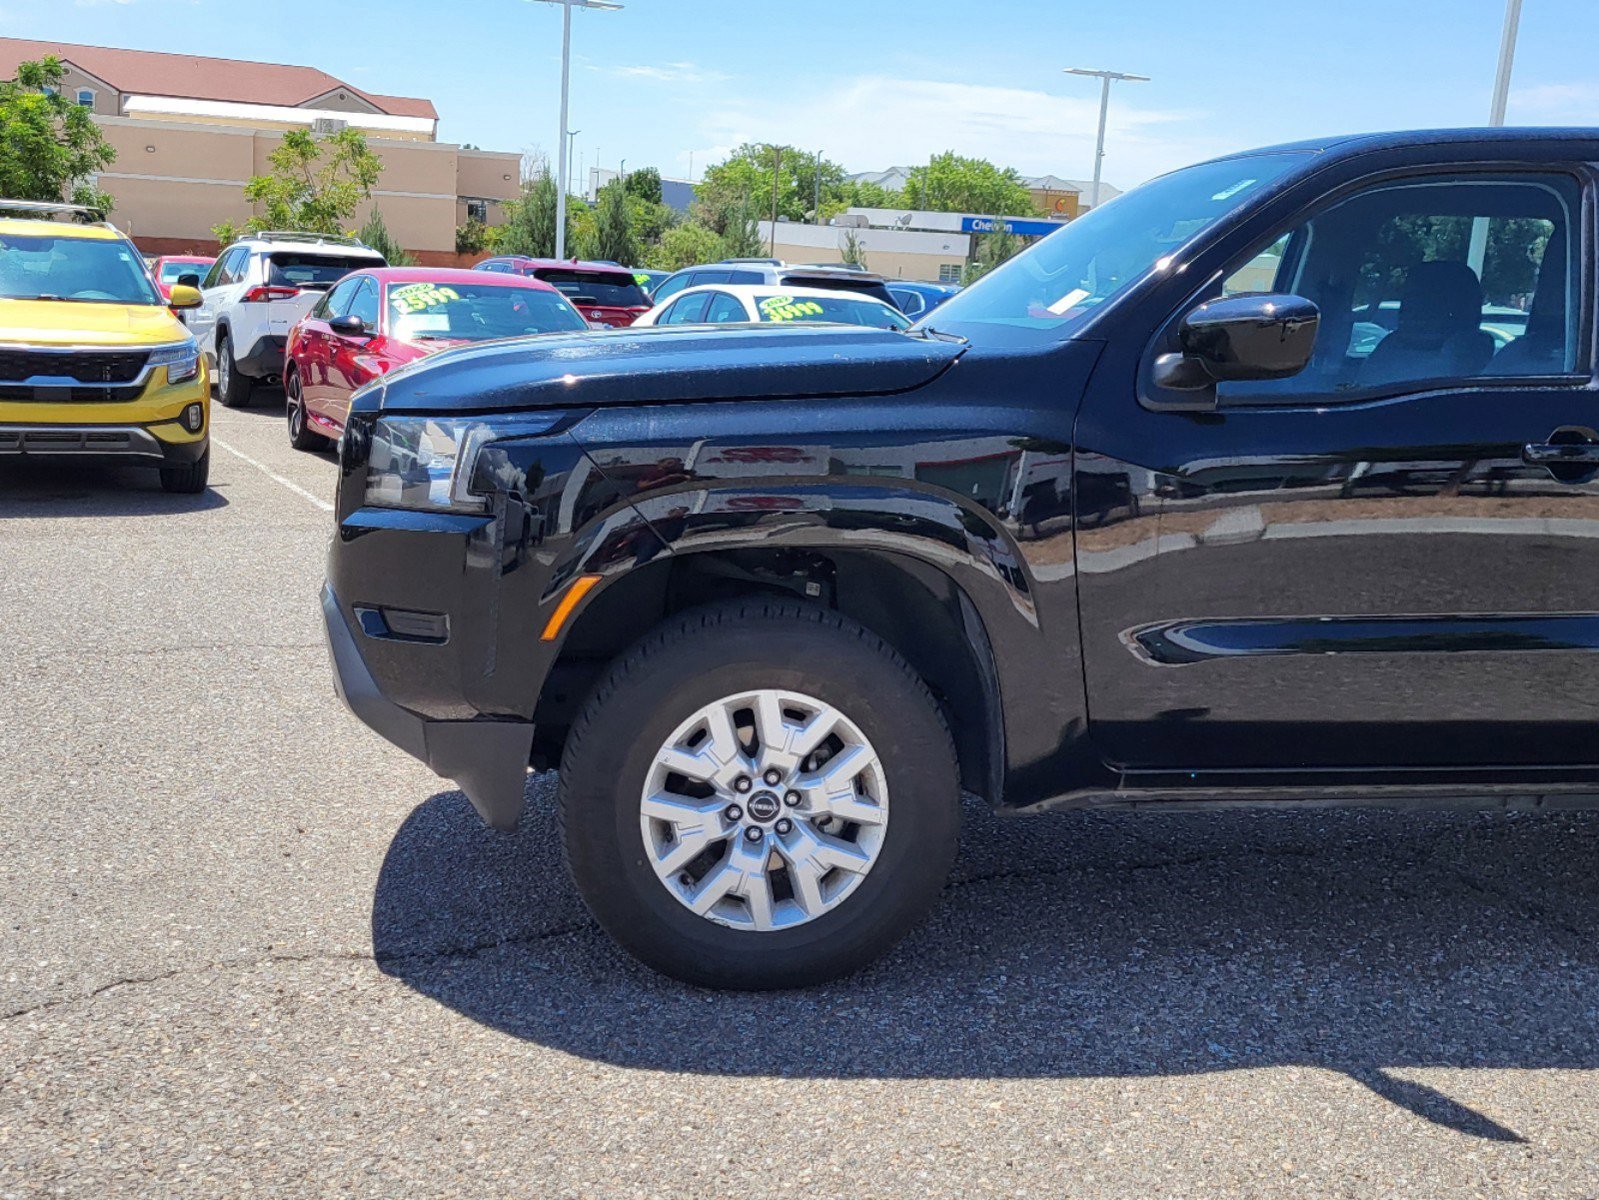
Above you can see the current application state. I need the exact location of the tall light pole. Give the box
[529,0,622,260]
[1471,0,1525,271]
[1063,67,1148,210]
[1489,0,1523,125]
[566,128,580,197]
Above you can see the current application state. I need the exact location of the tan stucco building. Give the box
[0,37,520,258]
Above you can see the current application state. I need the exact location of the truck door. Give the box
[1076,162,1599,773]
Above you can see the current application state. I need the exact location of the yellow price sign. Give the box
[758,294,826,322]
[390,283,461,315]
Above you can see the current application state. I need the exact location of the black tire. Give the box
[214,330,253,408]
[560,599,960,989]
[285,367,331,451]
[159,445,210,494]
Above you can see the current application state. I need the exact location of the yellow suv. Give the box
[0,201,210,493]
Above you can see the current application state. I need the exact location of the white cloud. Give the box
[594,61,728,86]
[1509,82,1599,122]
[682,76,1235,190]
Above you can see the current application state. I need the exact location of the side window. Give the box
[661,293,712,325]
[724,271,764,285]
[692,270,733,286]
[703,292,747,323]
[200,253,228,289]
[893,290,926,317]
[345,278,380,328]
[651,273,691,303]
[1216,172,1581,404]
[315,275,363,320]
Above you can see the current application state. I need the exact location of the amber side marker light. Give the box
[541,573,603,641]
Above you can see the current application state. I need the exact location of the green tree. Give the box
[455,218,490,255]
[697,143,854,225]
[840,227,868,270]
[718,196,766,259]
[592,180,638,265]
[902,152,1039,216]
[0,56,116,214]
[624,166,663,206]
[357,209,415,266]
[497,168,561,258]
[645,222,723,271]
[213,127,382,242]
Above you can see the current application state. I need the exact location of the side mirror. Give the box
[1154,292,1319,391]
[167,284,203,310]
[177,273,201,289]
[329,314,369,337]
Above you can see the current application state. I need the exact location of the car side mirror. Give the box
[330,314,369,337]
[1153,292,1319,391]
[167,284,203,310]
[177,273,201,289]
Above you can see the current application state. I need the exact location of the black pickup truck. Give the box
[325,128,1597,988]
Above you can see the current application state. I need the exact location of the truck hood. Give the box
[371,324,966,413]
[0,300,188,347]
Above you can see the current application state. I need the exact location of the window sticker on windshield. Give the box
[1047,287,1092,316]
[1211,178,1258,202]
[758,294,826,322]
[390,283,461,314]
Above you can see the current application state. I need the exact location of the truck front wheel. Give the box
[559,599,960,989]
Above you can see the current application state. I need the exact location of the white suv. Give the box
[190,232,386,407]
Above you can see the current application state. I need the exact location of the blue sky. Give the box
[9,0,1599,189]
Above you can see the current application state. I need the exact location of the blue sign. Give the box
[960,215,1063,239]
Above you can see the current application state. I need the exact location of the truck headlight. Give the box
[149,339,200,385]
[364,414,564,512]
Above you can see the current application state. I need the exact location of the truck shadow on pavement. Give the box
[372,779,1599,1143]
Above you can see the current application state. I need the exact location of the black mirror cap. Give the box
[1180,292,1319,382]
[177,273,201,289]
[330,314,368,336]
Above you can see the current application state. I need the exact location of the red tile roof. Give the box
[0,37,438,121]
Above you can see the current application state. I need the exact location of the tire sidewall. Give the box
[562,613,959,987]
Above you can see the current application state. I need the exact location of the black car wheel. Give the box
[560,599,960,989]
[285,367,331,451]
[158,445,210,494]
[214,331,253,408]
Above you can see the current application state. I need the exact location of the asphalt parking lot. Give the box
[4,398,1599,1198]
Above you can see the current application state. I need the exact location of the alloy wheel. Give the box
[639,689,889,931]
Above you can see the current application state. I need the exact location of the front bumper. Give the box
[321,583,535,830]
[0,366,210,465]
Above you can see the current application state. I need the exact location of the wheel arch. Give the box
[533,544,1007,804]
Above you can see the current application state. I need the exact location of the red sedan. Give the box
[149,254,215,301]
[283,267,589,451]
[473,256,653,327]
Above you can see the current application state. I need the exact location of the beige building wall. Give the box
[93,116,518,254]
[761,221,971,283]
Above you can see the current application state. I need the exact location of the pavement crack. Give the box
[1,926,601,1022]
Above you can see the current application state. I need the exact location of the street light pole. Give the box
[1471,0,1525,271]
[529,0,622,260]
[1489,0,1524,125]
[566,128,580,196]
[769,145,782,257]
[1063,67,1149,210]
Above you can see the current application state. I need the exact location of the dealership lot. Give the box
[4,403,1599,1196]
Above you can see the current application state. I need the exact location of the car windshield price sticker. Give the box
[391,283,461,315]
[758,294,826,322]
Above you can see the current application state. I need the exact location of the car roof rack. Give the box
[233,230,372,249]
[0,198,113,226]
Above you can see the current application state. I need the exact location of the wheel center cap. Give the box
[746,791,781,822]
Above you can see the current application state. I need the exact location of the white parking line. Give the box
[211,436,335,512]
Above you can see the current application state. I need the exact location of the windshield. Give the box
[387,281,589,342]
[158,260,210,283]
[924,151,1314,345]
[269,253,381,291]
[754,292,910,330]
[0,234,161,305]
[535,268,651,308]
